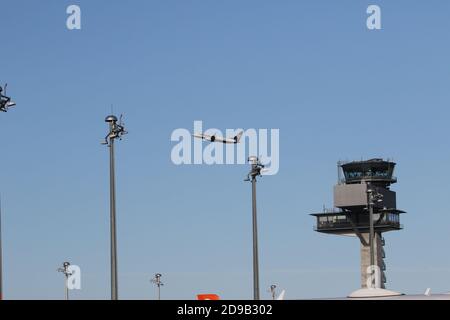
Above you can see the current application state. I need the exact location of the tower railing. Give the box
[314,214,402,232]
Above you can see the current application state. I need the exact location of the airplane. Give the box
[193,131,244,144]
[0,84,16,112]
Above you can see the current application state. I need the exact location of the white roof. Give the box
[348,288,403,298]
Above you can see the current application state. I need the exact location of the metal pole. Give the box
[58,262,71,300]
[270,285,277,300]
[151,273,163,300]
[0,196,3,300]
[109,129,118,300]
[251,176,260,300]
[103,115,126,300]
[65,274,69,300]
[0,85,16,301]
[158,285,161,301]
[368,188,375,288]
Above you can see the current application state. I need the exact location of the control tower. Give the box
[311,159,405,289]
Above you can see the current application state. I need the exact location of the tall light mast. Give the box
[102,114,127,300]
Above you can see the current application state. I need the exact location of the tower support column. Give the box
[360,233,385,289]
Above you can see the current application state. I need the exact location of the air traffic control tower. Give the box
[311,159,405,289]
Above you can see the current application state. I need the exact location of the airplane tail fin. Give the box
[235,131,244,143]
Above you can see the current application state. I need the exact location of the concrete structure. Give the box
[311,159,405,289]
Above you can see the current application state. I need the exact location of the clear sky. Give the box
[1,0,450,300]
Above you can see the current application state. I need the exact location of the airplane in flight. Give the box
[193,131,244,144]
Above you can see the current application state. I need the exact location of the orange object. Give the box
[196,294,220,300]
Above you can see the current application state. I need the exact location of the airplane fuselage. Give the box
[193,133,240,144]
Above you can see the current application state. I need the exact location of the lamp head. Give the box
[105,115,118,123]
[248,156,258,165]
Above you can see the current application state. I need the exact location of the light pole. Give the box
[57,262,72,300]
[150,273,164,300]
[102,114,127,300]
[366,184,383,288]
[245,156,266,300]
[269,284,277,300]
[0,84,16,300]
[0,197,3,301]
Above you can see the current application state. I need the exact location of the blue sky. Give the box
[1,0,450,299]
